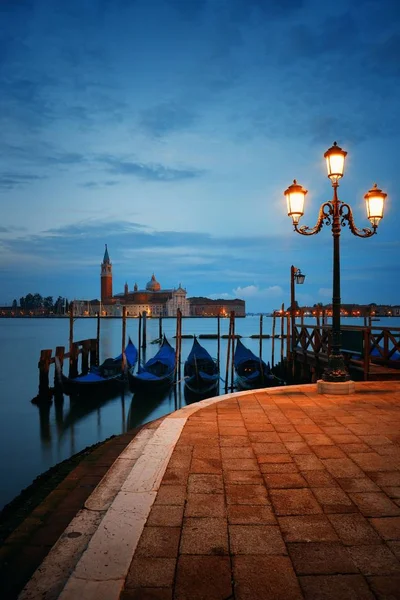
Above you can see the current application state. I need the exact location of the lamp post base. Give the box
[321,352,351,383]
[317,379,355,395]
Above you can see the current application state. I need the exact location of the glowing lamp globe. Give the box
[284,180,307,225]
[324,142,347,182]
[364,183,387,227]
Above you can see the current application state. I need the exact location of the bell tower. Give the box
[101,244,113,302]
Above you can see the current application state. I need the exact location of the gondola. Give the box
[128,335,176,392]
[233,338,276,390]
[184,337,219,397]
[60,338,138,397]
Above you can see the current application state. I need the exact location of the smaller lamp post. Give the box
[290,266,305,357]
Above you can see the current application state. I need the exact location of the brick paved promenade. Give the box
[8,382,400,599]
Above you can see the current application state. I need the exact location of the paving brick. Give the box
[252,442,288,454]
[192,447,221,459]
[227,504,276,525]
[220,446,255,459]
[388,541,400,560]
[368,575,400,599]
[349,544,400,575]
[299,574,374,599]
[270,489,322,515]
[190,458,222,474]
[219,436,249,447]
[349,492,400,517]
[302,470,338,488]
[338,443,372,454]
[187,473,223,494]
[278,515,339,543]
[323,458,365,478]
[302,434,334,446]
[233,555,303,600]
[328,513,382,545]
[312,487,356,514]
[225,483,269,505]
[146,505,184,527]
[369,516,400,540]
[311,446,347,459]
[293,455,325,471]
[155,485,186,505]
[260,462,299,474]
[257,453,294,464]
[224,470,264,484]
[180,518,228,555]
[337,477,380,493]
[120,587,172,600]
[350,452,399,472]
[221,458,259,471]
[264,473,307,489]
[284,442,314,455]
[369,471,400,487]
[184,493,226,518]
[136,526,181,558]
[288,542,358,575]
[175,556,232,600]
[229,524,286,555]
[125,557,176,588]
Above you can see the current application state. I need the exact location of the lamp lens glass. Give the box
[366,195,384,224]
[287,191,304,223]
[326,153,345,178]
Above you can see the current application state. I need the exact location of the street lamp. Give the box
[284,142,387,393]
[290,266,305,356]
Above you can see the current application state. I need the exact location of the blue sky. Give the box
[1,0,399,312]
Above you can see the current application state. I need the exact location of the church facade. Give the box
[100,246,190,317]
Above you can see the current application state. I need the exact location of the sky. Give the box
[0,0,399,313]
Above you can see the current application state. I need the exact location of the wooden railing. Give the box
[291,324,400,380]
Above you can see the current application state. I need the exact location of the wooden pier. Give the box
[275,312,400,382]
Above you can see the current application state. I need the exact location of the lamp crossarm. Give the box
[339,202,377,238]
[293,202,333,236]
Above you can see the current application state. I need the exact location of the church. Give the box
[100,245,190,317]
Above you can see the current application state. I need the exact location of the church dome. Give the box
[146,273,161,292]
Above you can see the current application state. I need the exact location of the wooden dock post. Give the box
[138,314,142,369]
[69,304,74,358]
[69,342,79,378]
[280,303,285,371]
[175,309,182,382]
[225,314,233,393]
[122,306,127,371]
[96,312,101,365]
[159,316,163,340]
[54,346,65,393]
[38,349,52,399]
[271,312,276,368]
[217,315,221,371]
[89,338,98,369]
[230,311,235,391]
[142,311,147,349]
[81,340,90,375]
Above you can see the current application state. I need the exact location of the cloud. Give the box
[318,287,332,298]
[139,102,198,137]
[99,156,205,181]
[0,172,46,190]
[233,285,283,298]
[80,180,119,188]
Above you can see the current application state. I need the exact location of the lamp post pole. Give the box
[290,266,305,357]
[284,142,387,391]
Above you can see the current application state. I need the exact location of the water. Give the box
[0,315,399,509]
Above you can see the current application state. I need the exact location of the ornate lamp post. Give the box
[284,142,387,392]
[290,266,305,356]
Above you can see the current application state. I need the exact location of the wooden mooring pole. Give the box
[122,306,127,372]
[259,314,263,361]
[271,313,276,368]
[230,311,235,391]
[138,314,142,368]
[38,349,52,400]
[96,312,101,366]
[217,315,221,371]
[159,316,163,340]
[142,311,147,349]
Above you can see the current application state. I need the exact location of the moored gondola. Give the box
[61,338,138,397]
[128,335,175,392]
[184,337,219,397]
[233,338,276,390]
